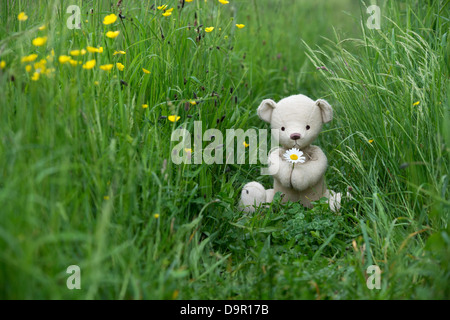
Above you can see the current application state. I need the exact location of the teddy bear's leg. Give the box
[326,190,342,212]
[239,182,273,213]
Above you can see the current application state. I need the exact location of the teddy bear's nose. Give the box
[290,133,301,140]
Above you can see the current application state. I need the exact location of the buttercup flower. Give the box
[186,0,193,2]
[113,50,126,55]
[143,68,151,74]
[103,13,117,25]
[21,54,38,63]
[100,64,114,71]
[18,12,28,21]
[25,65,32,72]
[413,101,420,106]
[283,148,306,164]
[116,63,125,71]
[154,213,160,219]
[0,61,5,69]
[39,25,46,31]
[82,59,96,70]
[69,59,81,67]
[87,46,103,53]
[162,11,172,17]
[168,115,181,122]
[58,55,71,64]
[106,31,120,39]
[142,104,149,109]
[243,141,249,148]
[189,100,197,105]
[157,5,168,10]
[32,36,47,47]
[70,49,87,56]
[205,27,214,32]
[31,72,40,81]
[368,139,374,144]
[236,24,245,29]
[219,0,229,4]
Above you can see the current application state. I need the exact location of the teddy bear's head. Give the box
[257,94,333,150]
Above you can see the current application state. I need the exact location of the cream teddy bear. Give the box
[240,94,342,212]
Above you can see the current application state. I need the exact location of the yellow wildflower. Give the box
[106,31,120,39]
[162,11,172,17]
[143,68,151,74]
[25,65,32,72]
[368,139,374,144]
[18,12,28,21]
[113,50,126,55]
[205,27,214,32]
[99,64,114,71]
[166,8,174,13]
[243,141,249,148]
[219,0,229,4]
[413,101,420,106]
[87,46,103,53]
[116,63,125,71]
[157,5,168,10]
[58,55,71,64]
[154,213,160,219]
[0,61,5,69]
[236,24,245,29]
[142,104,149,109]
[82,59,96,70]
[189,100,197,105]
[21,54,38,63]
[168,115,181,122]
[32,36,47,47]
[184,148,192,153]
[69,59,81,67]
[186,0,193,2]
[31,72,40,81]
[39,25,46,31]
[70,49,87,56]
[103,13,117,25]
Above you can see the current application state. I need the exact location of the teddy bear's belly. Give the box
[274,177,326,208]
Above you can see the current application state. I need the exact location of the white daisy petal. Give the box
[283,148,306,164]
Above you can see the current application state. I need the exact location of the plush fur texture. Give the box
[240,94,342,212]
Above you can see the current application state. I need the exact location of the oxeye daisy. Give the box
[283,148,306,164]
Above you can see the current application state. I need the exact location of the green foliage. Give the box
[0,0,448,299]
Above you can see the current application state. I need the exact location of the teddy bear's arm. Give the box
[267,148,292,189]
[290,146,328,191]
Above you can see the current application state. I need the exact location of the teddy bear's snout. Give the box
[290,133,301,140]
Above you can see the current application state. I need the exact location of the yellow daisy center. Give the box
[290,154,298,161]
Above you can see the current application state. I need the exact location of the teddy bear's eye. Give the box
[281,127,285,131]
[306,125,311,130]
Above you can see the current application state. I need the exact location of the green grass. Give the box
[0,0,448,299]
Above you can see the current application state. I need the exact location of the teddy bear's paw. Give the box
[239,182,267,213]
[327,190,342,212]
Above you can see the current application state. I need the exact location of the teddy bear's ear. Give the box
[315,99,333,123]
[257,99,277,123]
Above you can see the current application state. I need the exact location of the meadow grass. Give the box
[0,0,448,299]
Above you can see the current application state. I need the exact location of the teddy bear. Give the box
[239,94,342,212]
